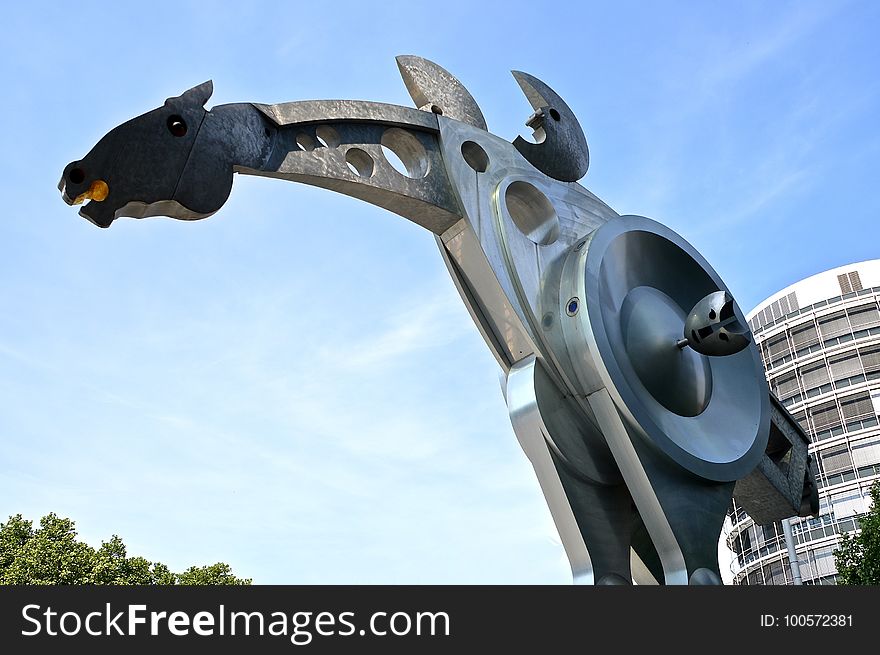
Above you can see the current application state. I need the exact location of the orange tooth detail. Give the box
[73,180,110,205]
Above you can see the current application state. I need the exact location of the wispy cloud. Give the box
[324,289,469,369]
[692,2,843,93]
[623,1,864,236]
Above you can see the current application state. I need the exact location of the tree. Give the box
[834,481,880,585]
[177,562,249,585]
[0,513,250,585]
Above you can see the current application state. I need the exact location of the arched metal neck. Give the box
[245,100,464,235]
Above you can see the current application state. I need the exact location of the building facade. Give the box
[726,260,880,585]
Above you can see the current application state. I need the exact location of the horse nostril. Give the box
[69,167,85,184]
[167,115,187,137]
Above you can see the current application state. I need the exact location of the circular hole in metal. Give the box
[460,141,489,173]
[69,167,85,184]
[719,332,729,341]
[167,115,187,137]
[708,309,716,320]
[296,133,316,152]
[345,148,374,178]
[315,125,341,149]
[380,128,429,178]
[504,181,560,245]
[566,298,579,316]
[549,108,561,121]
[381,146,408,176]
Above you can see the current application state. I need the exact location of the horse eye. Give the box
[167,115,187,137]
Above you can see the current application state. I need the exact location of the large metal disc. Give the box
[564,215,769,481]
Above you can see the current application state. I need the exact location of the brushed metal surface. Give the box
[396,55,488,131]
[506,356,594,584]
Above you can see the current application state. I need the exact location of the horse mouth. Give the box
[59,178,110,206]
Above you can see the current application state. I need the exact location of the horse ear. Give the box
[167,80,213,107]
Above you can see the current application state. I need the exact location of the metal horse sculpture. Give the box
[59,56,818,584]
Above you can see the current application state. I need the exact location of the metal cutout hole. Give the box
[505,181,560,245]
[296,133,316,152]
[381,128,429,178]
[461,141,489,173]
[316,125,341,149]
[345,148,374,178]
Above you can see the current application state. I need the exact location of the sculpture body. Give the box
[59,57,817,584]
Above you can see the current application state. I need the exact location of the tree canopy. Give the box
[0,513,250,585]
[834,481,880,585]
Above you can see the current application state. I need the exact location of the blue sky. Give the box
[1,1,878,583]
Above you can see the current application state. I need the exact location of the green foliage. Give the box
[0,513,250,586]
[177,562,251,586]
[834,481,880,585]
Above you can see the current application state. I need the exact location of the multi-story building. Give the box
[726,260,880,585]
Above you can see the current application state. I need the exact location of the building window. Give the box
[820,445,855,482]
[847,304,880,331]
[840,392,877,432]
[829,489,867,519]
[818,311,851,342]
[851,435,880,474]
[772,373,800,400]
[859,346,880,378]
[828,353,862,384]
[800,362,831,393]
[765,333,792,365]
[790,322,820,351]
